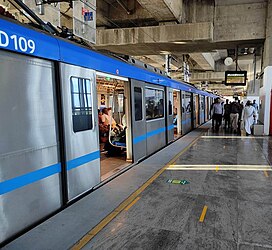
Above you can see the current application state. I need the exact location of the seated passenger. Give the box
[98,109,108,143]
[101,108,117,128]
[122,114,127,128]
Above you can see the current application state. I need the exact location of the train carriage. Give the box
[0,16,216,245]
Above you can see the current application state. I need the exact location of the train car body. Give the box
[0,17,216,245]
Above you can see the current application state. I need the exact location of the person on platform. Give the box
[230,100,240,134]
[211,98,223,131]
[252,100,259,124]
[241,100,257,136]
[224,99,231,130]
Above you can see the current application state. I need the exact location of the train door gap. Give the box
[96,72,132,181]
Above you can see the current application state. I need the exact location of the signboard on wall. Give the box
[225,71,247,86]
[73,0,96,44]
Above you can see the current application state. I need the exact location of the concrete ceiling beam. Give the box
[96,22,212,45]
[134,54,182,71]
[136,0,183,22]
[189,53,215,71]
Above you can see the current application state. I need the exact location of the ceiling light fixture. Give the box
[96,72,128,82]
[172,41,187,44]
[160,51,170,55]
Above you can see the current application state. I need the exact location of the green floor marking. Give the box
[167,179,190,185]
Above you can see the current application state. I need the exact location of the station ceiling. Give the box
[94,0,266,96]
[0,0,267,96]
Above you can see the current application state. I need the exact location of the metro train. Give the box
[0,16,216,245]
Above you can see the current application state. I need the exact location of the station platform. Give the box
[3,123,272,250]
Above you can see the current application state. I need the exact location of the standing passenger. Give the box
[241,100,256,136]
[230,100,240,134]
[237,100,244,134]
[224,99,231,130]
[210,101,215,130]
[212,98,223,132]
[252,100,259,124]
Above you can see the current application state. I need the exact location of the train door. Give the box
[96,73,131,180]
[0,51,62,243]
[173,90,182,139]
[145,83,166,155]
[182,91,192,134]
[166,88,174,143]
[200,95,205,124]
[193,94,200,128]
[130,79,147,162]
[205,96,209,121]
[60,63,100,200]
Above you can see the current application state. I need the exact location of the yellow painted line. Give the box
[264,171,269,177]
[167,164,272,169]
[71,134,202,250]
[216,166,219,172]
[168,168,272,171]
[199,205,208,222]
[201,136,258,139]
[125,197,141,211]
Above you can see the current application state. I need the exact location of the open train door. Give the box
[130,79,147,162]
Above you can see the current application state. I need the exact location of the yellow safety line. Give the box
[167,164,272,172]
[168,168,272,171]
[125,197,141,211]
[199,205,208,222]
[71,135,201,250]
[201,136,263,139]
[264,171,269,177]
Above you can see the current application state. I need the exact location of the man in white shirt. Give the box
[241,100,257,135]
[212,98,223,131]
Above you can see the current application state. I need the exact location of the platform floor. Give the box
[4,124,272,250]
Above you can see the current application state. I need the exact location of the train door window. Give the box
[70,77,93,132]
[145,88,164,120]
[185,93,191,113]
[134,87,143,121]
[169,91,173,115]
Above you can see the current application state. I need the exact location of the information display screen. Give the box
[225,71,247,86]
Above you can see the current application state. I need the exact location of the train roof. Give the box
[0,17,216,98]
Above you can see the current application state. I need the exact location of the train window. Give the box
[185,93,191,113]
[134,87,143,121]
[145,88,164,120]
[169,91,173,115]
[70,77,93,132]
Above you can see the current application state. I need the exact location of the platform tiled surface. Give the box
[3,127,208,250]
[83,132,272,250]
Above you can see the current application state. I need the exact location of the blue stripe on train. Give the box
[133,126,166,144]
[133,125,175,144]
[66,150,100,170]
[0,163,61,195]
[182,118,191,125]
[0,150,101,195]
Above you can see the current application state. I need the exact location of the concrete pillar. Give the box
[261,0,272,134]
[263,0,272,68]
